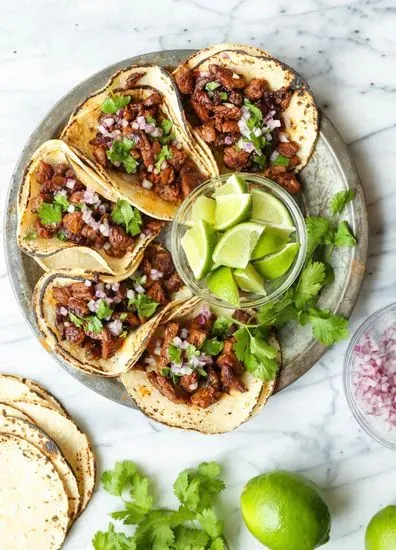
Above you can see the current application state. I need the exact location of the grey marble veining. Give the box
[1,1,396,548]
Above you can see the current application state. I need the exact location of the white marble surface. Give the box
[1,1,396,548]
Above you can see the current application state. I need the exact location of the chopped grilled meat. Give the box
[40,175,66,195]
[196,122,216,143]
[187,328,207,348]
[144,218,165,235]
[62,211,84,235]
[84,340,101,359]
[149,166,176,187]
[164,272,182,294]
[68,297,90,317]
[217,346,244,376]
[142,257,152,277]
[228,90,243,106]
[34,219,58,238]
[174,65,195,95]
[70,282,94,301]
[288,155,300,168]
[212,104,241,120]
[101,328,122,360]
[157,183,180,203]
[92,144,108,167]
[168,145,187,171]
[52,286,72,307]
[108,226,134,256]
[146,281,167,306]
[206,366,221,391]
[180,163,201,198]
[30,195,44,213]
[223,146,250,171]
[191,98,211,122]
[150,248,174,276]
[68,190,85,204]
[274,86,292,109]
[147,372,189,404]
[208,64,247,90]
[142,91,162,107]
[37,161,54,184]
[190,386,220,408]
[277,140,300,158]
[162,322,180,355]
[244,78,269,100]
[220,364,245,393]
[265,167,301,194]
[179,371,199,393]
[65,324,85,345]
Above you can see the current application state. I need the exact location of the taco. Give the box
[121,302,281,433]
[61,65,219,220]
[33,243,192,377]
[173,43,319,194]
[17,140,165,276]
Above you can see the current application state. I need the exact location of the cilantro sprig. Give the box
[107,138,139,173]
[93,460,228,550]
[111,199,143,236]
[233,327,279,381]
[128,293,159,319]
[101,94,131,114]
[258,190,357,346]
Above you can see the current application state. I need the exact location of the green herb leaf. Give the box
[92,523,136,550]
[96,299,114,320]
[197,508,223,539]
[257,288,295,326]
[243,98,263,124]
[331,189,356,215]
[294,262,327,310]
[186,344,200,362]
[273,154,289,167]
[161,119,173,135]
[102,460,137,496]
[253,154,267,169]
[155,145,172,172]
[205,81,221,92]
[219,92,228,101]
[146,115,156,125]
[211,317,233,338]
[24,231,37,241]
[334,221,357,247]
[111,199,142,236]
[233,327,250,362]
[304,308,349,346]
[53,193,70,211]
[168,343,182,364]
[234,327,279,381]
[119,312,128,321]
[128,293,159,319]
[107,138,139,173]
[174,526,209,550]
[101,94,131,114]
[173,462,225,514]
[200,338,224,357]
[305,216,332,258]
[37,202,62,225]
[86,316,103,334]
[56,231,67,241]
[69,312,84,327]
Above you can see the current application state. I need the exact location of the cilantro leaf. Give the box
[174,526,209,550]
[160,119,173,135]
[53,193,70,211]
[69,312,84,328]
[56,231,67,241]
[272,154,289,167]
[96,299,114,320]
[305,216,331,258]
[102,460,137,496]
[111,199,142,236]
[107,139,139,173]
[101,94,131,114]
[331,189,356,215]
[243,98,263,124]
[111,501,149,525]
[334,221,356,247]
[92,523,136,550]
[128,293,159,319]
[133,510,174,550]
[197,508,223,539]
[24,231,37,241]
[155,145,172,172]
[234,328,279,381]
[233,327,250,362]
[86,316,103,334]
[257,288,295,327]
[210,538,226,550]
[186,344,200,362]
[219,92,228,101]
[304,308,349,346]
[200,338,224,357]
[173,462,225,514]
[168,343,181,364]
[211,317,233,338]
[294,262,326,310]
[252,154,267,169]
[205,81,221,92]
[37,202,62,225]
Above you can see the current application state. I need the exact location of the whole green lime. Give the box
[365,506,396,550]
[240,471,331,550]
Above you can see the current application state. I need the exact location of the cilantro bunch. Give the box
[257,190,357,346]
[93,460,228,550]
[111,199,143,236]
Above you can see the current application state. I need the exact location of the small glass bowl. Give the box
[171,173,307,310]
[344,303,396,450]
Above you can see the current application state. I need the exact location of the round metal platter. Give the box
[4,49,368,408]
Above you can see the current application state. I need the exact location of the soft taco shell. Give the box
[0,433,69,549]
[121,302,280,434]
[173,43,319,174]
[61,65,219,220]
[0,415,80,524]
[33,269,192,377]
[0,373,63,411]
[3,374,69,415]
[17,139,161,276]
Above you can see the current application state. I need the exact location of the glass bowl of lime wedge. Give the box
[171,173,307,310]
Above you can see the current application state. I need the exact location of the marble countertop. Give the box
[1,1,396,548]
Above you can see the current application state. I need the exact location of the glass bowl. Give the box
[171,173,307,310]
[344,303,396,450]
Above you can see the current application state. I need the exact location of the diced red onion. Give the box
[85,280,92,287]
[95,289,106,299]
[151,127,163,138]
[160,161,168,170]
[99,218,110,237]
[150,268,163,281]
[82,206,100,231]
[56,189,67,198]
[127,289,135,300]
[147,165,153,173]
[98,204,107,215]
[270,151,279,162]
[253,127,262,137]
[103,117,115,128]
[98,125,110,135]
[135,284,145,294]
[283,114,291,129]
[171,363,192,376]
[83,188,99,205]
[237,118,250,138]
[66,178,76,189]
[264,110,276,122]
[110,129,122,138]
[241,106,250,120]
[224,136,233,145]
[111,282,120,292]
[267,118,281,130]
[242,141,256,154]
[131,122,139,130]
[180,328,188,339]
[172,336,183,349]
[67,205,75,213]
[154,346,161,356]
[144,356,157,366]
[103,242,111,251]
[59,307,68,316]
[88,300,98,312]
[121,119,129,128]
[64,321,70,327]
[221,52,231,59]
[112,161,121,168]
[279,132,289,143]
[108,319,123,336]
[142,179,153,190]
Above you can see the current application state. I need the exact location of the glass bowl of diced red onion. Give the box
[344,303,396,450]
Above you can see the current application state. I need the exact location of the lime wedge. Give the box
[251,188,293,226]
[181,220,217,280]
[234,264,266,294]
[251,224,295,260]
[213,222,265,269]
[254,242,300,280]
[214,193,252,231]
[206,266,240,307]
[191,196,216,225]
[215,174,248,196]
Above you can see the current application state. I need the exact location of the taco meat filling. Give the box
[30,160,163,257]
[89,87,204,203]
[52,244,183,360]
[174,63,301,193]
[136,307,248,408]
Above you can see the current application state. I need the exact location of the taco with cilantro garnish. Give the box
[173,43,319,194]
[17,140,164,276]
[60,65,218,220]
[33,242,193,377]
[121,302,281,433]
